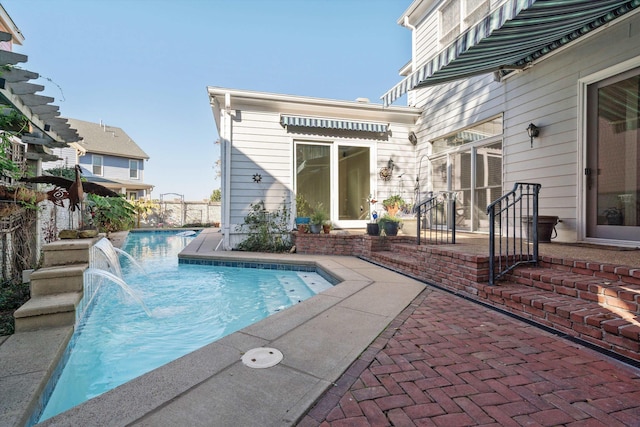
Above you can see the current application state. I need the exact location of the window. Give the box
[440,0,460,45]
[431,116,502,154]
[92,155,103,176]
[129,159,139,179]
[430,117,503,232]
[464,0,489,28]
[440,0,489,46]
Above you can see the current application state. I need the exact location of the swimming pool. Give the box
[36,230,334,423]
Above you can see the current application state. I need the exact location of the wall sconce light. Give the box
[526,123,540,148]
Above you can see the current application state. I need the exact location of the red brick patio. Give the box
[294,231,640,426]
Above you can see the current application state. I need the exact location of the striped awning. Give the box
[382,0,640,106]
[280,115,388,133]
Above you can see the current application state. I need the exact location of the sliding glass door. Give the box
[586,67,640,241]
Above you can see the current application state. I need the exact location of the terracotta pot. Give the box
[385,205,399,217]
[322,224,331,234]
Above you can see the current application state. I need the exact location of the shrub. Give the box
[236,200,292,252]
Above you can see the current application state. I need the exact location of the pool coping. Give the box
[4,229,425,426]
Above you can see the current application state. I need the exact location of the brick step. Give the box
[363,250,640,362]
[473,280,640,361]
[508,266,640,316]
[537,255,640,284]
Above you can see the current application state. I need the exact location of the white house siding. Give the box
[410,11,640,243]
[46,146,76,170]
[226,114,418,247]
[375,125,417,206]
[413,10,439,69]
[227,109,293,248]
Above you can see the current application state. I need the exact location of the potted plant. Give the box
[310,207,328,234]
[382,195,405,217]
[295,193,312,228]
[366,196,380,236]
[603,207,624,225]
[378,214,402,236]
[322,221,332,234]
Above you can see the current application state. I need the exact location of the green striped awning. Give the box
[280,115,388,133]
[382,0,640,106]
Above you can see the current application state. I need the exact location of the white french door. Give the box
[295,141,374,228]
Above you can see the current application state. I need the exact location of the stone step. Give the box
[30,264,88,296]
[13,292,81,332]
[41,237,97,267]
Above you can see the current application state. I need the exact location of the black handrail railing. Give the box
[416,191,456,245]
[486,182,542,285]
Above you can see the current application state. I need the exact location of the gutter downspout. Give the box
[403,16,417,107]
[222,92,232,250]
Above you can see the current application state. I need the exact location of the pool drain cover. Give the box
[242,347,283,368]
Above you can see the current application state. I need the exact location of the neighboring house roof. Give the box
[66,118,149,160]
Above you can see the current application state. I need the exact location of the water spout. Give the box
[93,238,123,278]
[84,268,152,317]
[113,247,146,275]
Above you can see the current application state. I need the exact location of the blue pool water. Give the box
[38,231,333,422]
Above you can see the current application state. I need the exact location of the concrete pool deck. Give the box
[1,229,425,426]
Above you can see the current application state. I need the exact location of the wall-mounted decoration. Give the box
[379,167,392,181]
[252,173,262,183]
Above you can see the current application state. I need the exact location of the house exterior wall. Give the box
[211,90,420,249]
[78,153,144,182]
[44,146,76,170]
[225,112,419,248]
[407,4,640,243]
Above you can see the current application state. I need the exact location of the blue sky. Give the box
[2,0,411,201]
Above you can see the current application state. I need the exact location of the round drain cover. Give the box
[241,347,283,368]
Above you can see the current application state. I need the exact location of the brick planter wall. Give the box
[291,232,414,257]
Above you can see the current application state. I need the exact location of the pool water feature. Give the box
[37,231,333,423]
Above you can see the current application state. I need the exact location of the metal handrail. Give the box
[416,191,457,245]
[486,182,542,285]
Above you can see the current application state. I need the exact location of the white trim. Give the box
[222,92,232,250]
[577,55,640,242]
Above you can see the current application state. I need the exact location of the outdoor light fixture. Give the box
[527,123,540,148]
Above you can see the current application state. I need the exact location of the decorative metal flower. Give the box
[252,173,262,183]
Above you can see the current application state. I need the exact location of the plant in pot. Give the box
[295,193,313,232]
[382,195,405,217]
[378,214,402,236]
[322,221,332,234]
[310,207,328,234]
[366,196,380,236]
[603,207,624,225]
